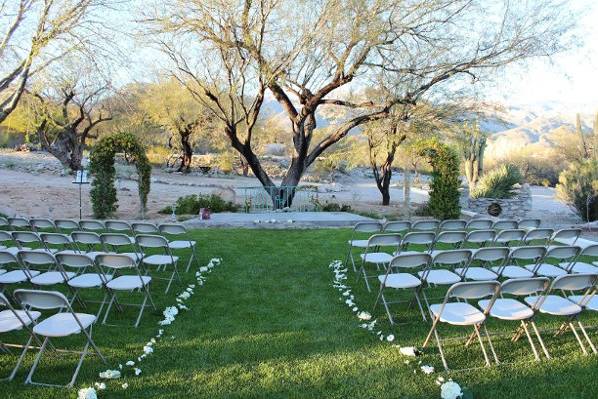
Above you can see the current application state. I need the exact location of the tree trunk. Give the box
[239,155,249,176]
[403,167,411,216]
[37,125,83,172]
[177,132,193,173]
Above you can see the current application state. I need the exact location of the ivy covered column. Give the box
[89,132,151,219]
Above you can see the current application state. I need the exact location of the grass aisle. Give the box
[3,228,598,398]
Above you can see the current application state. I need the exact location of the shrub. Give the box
[556,159,598,222]
[471,164,522,199]
[160,194,239,215]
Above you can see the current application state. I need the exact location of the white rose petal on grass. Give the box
[134,367,142,376]
[126,361,135,367]
[386,334,395,342]
[399,346,419,357]
[122,383,129,389]
[440,380,462,399]
[357,311,372,321]
[94,382,106,390]
[99,369,121,379]
[420,365,434,375]
[78,387,98,399]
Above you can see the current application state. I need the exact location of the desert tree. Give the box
[0,0,112,124]
[456,121,487,189]
[146,0,574,207]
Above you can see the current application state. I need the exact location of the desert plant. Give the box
[457,121,486,189]
[471,164,522,199]
[556,159,598,222]
[160,194,239,215]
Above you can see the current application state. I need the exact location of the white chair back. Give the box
[8,217,30,229]
[132,222,160,234]
[71,231,102,246]
[79,220,105,232]
[435,231,467,246]
[551,228,581,245]
[158,223,188,235]
[0,250,18,267]
[432,249,471,265]
[509,246,547,262]
[135,234,169,249]
[580,244,598,258]
[55,219,80,231]
[30,218,56,231]
[412,220,440,231]
[383,221,411,232]
[518,219,541,229]
[466,219,493,230]
[473,247,509,263]
[14,289,69,310]
[552,273,596,293]
[11,231,41,247]
[39,233,71,246]
[439,219,467,230]
[100,233,133,247]
[501,277,549,297]
[494,229,526,244]
[105,220,132,232]
[95,253,136,270]
[366,233,402,248]
[56,253,94,270]
[523,228,554,244]
[448,281,500,300]
[465,229,495,244]
[388,253,432,270]
[492,220,518,230]
[402,231,435,246]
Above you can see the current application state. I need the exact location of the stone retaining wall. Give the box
[461,184,532,219]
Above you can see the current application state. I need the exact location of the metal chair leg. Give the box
[577,320,597,354]
[483,324,499,364]
[474,324,491,367]
[569,321,588,355]
[521,321,541,361]
[530,320,551,359]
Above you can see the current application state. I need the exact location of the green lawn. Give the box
[2,228,598,398]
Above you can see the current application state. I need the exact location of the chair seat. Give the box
[33,313,96,337]
[565,262,598,274]
[455,267,498,281]
[429,302,486,326]
[107,275,151,290]
[0,270,40,283]
[360,252,393,264]
[524,295,582,316]
[168,240,195,249]
[348,239,369,248]
[68,273,113,288]
[378,273,421,289]
[569,295,598,311]
[0,309,41,333]
[418,269,460,285]
[142,254,178,265]
[479,298,534,320]
[0,269,5,275]
[525,263,567,277]
[30,271,76,285]
[54,249,80,256]
[3,247,30,256]
[492,265,534,278]
[84,251,107,260]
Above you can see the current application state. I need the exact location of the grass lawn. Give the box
[2,228,598,398]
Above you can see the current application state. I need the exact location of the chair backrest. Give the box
[71,231,102,246]
[39,232,71,246]
[388,253,432,270]
[17,250,56,266]
[105,220,132,233]
[30,218,56,231]
[439,219,467,231]
[432,249,471,265]
[8,217,30,229]
[158,223,188,235]
[0,230,12,244]
[0,292,10,307]
[466,219,493,230]
[551,228,581,245]
[95,253,136,270]
[465,229,495,244]
[551,273,596,292]
[501,277,550,297]
[411,220,440,231]
[79,220,105,232]
[11,231,41,247]
[544,245,580,261]
[54,219,80,231]
[508,246,547,262]
[366,234,402,249]
[0,216,8,227]
[383,220,411,233]
[523,228,554,243]
[473,247,510,263]
[580,244,598,258]
[14,289,69,310]
[352,221,383,234]
[56,253,94,270]
[132,222,160,234]
[434,231,467,246]
[448,281,500,300]
[135,234,169,249]
[518,219,541,229]
[494,229,526,243]
[0,250,19,267]
[492,220,518,230]
[100,233,134,248]
[402,231,436,246]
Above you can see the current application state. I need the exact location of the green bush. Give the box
[416,139,461,219]
[160,194,239,215]
[471,164,522,199]
[556,159,598,222]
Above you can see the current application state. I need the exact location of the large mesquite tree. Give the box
[146,0,573,207]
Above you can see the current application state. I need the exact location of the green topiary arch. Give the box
[89,132,151,219]
[415,138,461,220]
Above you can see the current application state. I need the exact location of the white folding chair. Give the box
[423,281,501,371]
[549,228,581,247]
[11,231,47,253]
[17,250,75,288]
[100,233,143,262]
[8,217,30,230]
[96,254,155,328]
[456,247,508,281]
[494,246,546,279]
[159,223,198,273]
[132,222,160,234]
[0,231,23,256]
[464,229,496,249]
[398,231,436,255]
[345,222,383,271]
[71,231,105,260]
[478,278,551,361]
[357,234,401,292]
[439,219,467,231]
[136,234,181,293]
[492,229,526,247]
[526,246,580,278]
[39,233,77,255]
[0,216,8,228]
[0,292,41,381]
[524,274,597,355]
[374,253,430,323]
[430,231,467,257]
[411,220,440,232]
[78,220,105,232]
[0,251,39,292]
[383,220,411,233]
[466,219,493,230]
[14,289,106,387]
[54,219,80,232]
[105,220,133,234]
[565,244,598,274]
[419,250,471,308]
[522,228,554,246]
[29,218,57,233]
[517,218,541,230]
[492,220,518,230]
